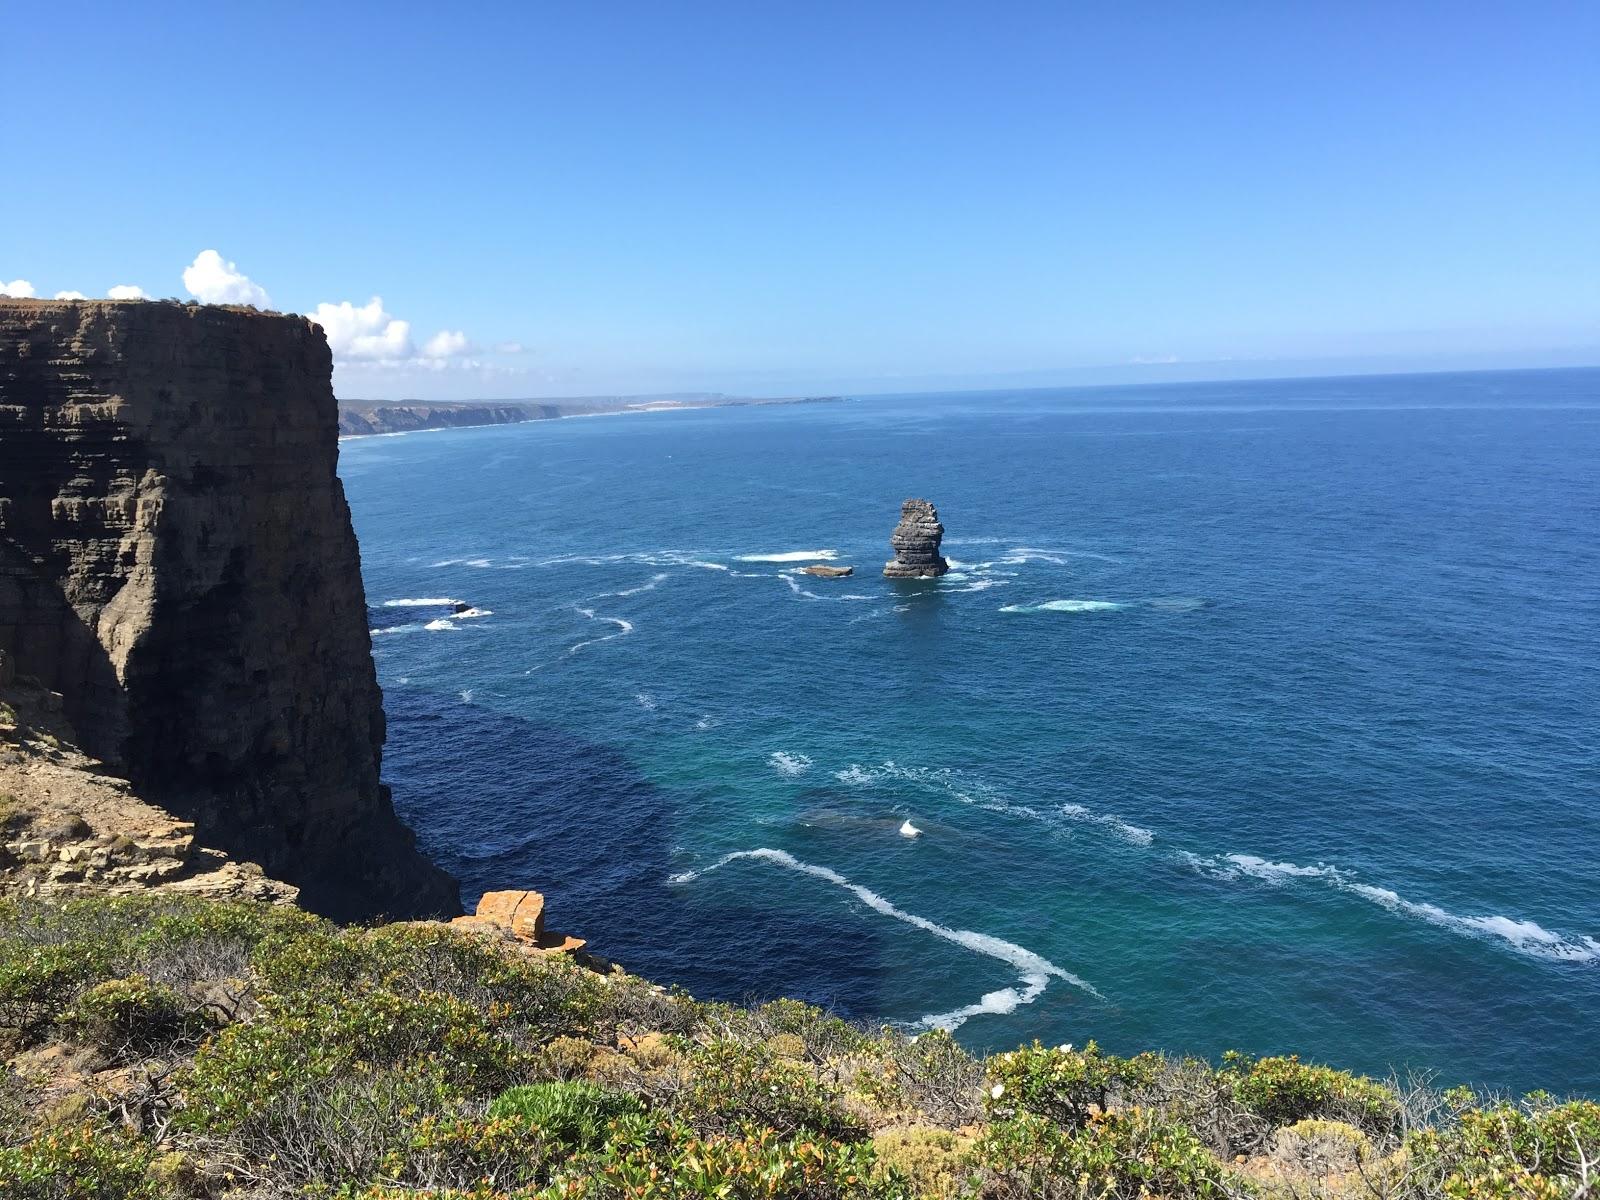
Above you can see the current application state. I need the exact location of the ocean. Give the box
[338,368,1600,1096]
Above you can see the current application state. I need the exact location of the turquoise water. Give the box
[339,369,1600,1095]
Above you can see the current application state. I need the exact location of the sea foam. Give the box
[666,847,1100,1030]
[1186,852,1600,964]
[736,549,839,562]
[1000,599,1124,614]
[383,597,462,607]
[1059,804,1155,846]
[769,751,814,776]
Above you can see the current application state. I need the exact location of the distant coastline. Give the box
[337,393,841,438]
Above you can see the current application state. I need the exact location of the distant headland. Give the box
[338,393,841,437]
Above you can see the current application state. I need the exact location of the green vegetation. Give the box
[0,894,1594,1199]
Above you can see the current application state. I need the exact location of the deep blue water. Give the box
[339,368,1600,1096]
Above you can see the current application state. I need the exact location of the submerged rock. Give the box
[800,564,853,578]
[883,498,950,578]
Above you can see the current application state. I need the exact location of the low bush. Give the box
[1407,1097,1600,1198]
[64,974,207,1060]
[986,1041,1162,1130]
[0,939,114,1041]
[179,987,525,1138]
[871,1125,976,1199]
[675,1036,864,1140]
[974,1109,1237,1200]
[1223,1052,1400,1138]
[488,1080,644,1150]
[0,1122,168,1200]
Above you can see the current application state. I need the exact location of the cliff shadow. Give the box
[0,541,127,761]
[381,687,890,1019]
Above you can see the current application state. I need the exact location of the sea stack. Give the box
[0,298,460,920]
[883,498,950,578]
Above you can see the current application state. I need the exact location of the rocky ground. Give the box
[0,673,297,907]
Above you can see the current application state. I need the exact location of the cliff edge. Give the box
[0,299,459,919]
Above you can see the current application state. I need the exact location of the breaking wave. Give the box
[769,751,814,776]
[567,607,634,655]
[383,597,462,607]
[736,549,839,562]
[666,847,1100,1029]
[1000,599,1125,614]
[1059,804,1155,846]
[1184,853,1599,963]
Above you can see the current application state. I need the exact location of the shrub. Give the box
[0,1065,39,1149]
[1270,1117,1371,1175]
[565,1116,909,1200]
[871,1125,976,1199]
[488,1080,643,1149]
[1407,1097,1600,1198]
[0,1122,168,1200]
[64,975,206,1060]
[1223,1052,1399,1137]
[986,1041,1161,1129]
[974,1109,1236,1200]
[252,921,606,1038]
[875,1029,986,1126]
[674,1036,864,1140]
[179,986,526,1137]
[0,940,114,1041]
[190,1062,462,1191]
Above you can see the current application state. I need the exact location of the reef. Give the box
[883,498,950,578]
[0,299,459,919]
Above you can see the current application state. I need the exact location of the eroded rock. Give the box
[883,498,949,578]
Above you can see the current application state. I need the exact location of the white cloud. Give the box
[310,296,413,360]
[494,340,527,354]
[54,290,87,300]
[1,278,36,298]
[422,329,471,358]
[107,285,148,300]
[182,249,271,307]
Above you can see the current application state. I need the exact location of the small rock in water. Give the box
[883,498,950,578]
[800,564,854,578]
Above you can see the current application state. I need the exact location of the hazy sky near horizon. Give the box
[4,2,1597,399]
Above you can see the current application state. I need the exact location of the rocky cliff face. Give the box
[0,299,459,919]
[883,498,949,578]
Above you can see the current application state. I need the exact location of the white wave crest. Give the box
[423,618,457,631]
[370,625,414,636]
[382,597,462,607]
[454,607,493,618]
[1059,804,1155,846]
[567,606,634,655]
[1347,885,1600,963]
[1000,599,1124,614]
[635,692,658,710]
[736,549,839,562]
[666,847,1099,1029]
[899,819,923,839]
[1185,853,1599,964]
[769,751,814,776]
[599,573,669,598]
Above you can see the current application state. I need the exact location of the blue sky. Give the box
[4,2,1597,399]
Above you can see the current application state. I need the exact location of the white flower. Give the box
[990,1083,1005,1100]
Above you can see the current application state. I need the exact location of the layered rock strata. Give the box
[883,498,949,578]
[0,299,459,919]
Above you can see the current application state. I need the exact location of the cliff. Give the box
[0,299,459,919]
